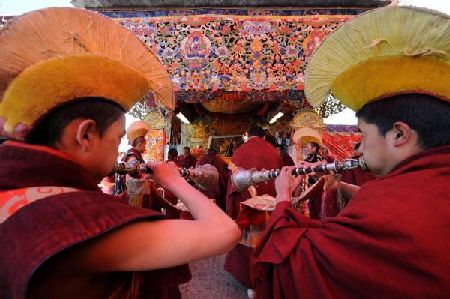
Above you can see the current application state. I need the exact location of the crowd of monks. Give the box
[113,123,377,297]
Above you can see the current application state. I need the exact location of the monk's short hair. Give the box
[248,126,265,138]
[132,136,146,147]
[168,148,178,157]
[26,98,125,148]
[265,135,277,147]
[356,94,450,149]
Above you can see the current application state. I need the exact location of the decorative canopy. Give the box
[109,10,356,94]
[102,8,372,117]
[69,2,392,118]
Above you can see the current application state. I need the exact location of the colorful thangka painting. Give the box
[104,9,364,94]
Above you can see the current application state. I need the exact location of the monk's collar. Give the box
[4,140,75,163]
[388,145,450,175]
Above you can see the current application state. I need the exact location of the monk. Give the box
[303,141,322,163]
[0,7,240,299]
[178,146,197,169]
[252,6,450,299]
[253,94,450,299]
[112,121,149,195]
[166,147,181,166]
[122,121,148,164]
[224,126,282,292]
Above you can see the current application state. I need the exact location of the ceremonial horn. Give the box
[112,162,219,190]
[231,158,368,192]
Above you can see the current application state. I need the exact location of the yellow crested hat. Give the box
[305,6,450,111]
[293,127,323,146]
[0,7,174,141]
[127,120,150,145]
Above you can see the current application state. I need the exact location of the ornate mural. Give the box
[144,129,166,162]
[104,9,362,104]
[114,13,351,93]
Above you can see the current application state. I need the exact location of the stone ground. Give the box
[180,254,248,299]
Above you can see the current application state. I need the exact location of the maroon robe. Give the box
[252,146,450,299]
[0,141,190,299]
[224,136,282,289]
[149,183,182,219]
[324,155,335,163]
[178,154,196,169]
[281,152,295,167]
[122,147,145,164]
[297,177,342,220]
[226,137,282,220]
[196,152,229,210]
[341,166,376,187]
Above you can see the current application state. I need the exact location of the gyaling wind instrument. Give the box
[112,162,219,190]
[231,158,368,192]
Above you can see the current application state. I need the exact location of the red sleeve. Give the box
[253,202,319,264]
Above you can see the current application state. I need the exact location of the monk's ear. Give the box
[391,121,413,147]
[75,119,97,151]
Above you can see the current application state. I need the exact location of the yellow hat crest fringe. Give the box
[127,121,150,145]
[305,6,450,111]
[0,7,174,141]
[0,55,150,137]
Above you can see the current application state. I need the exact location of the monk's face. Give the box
[88,114,126,180]
[305,143,316,155]
[136,139,146,154]
[357,119,391,176]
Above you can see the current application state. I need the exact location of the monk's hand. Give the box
[145,161,184,190]
[323,172,342,191]
[275,166,302,203]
